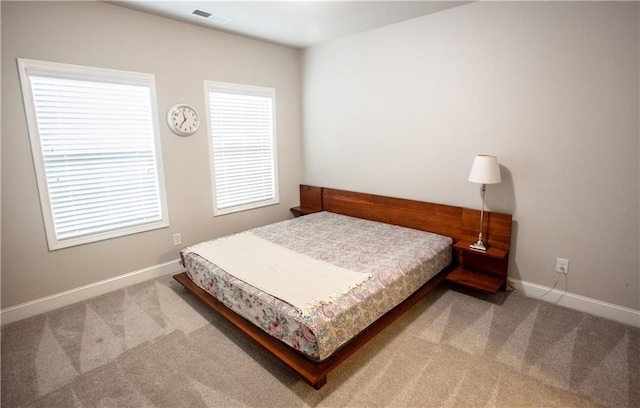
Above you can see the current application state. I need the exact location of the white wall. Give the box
[303,2,640,310]
[2,1,638,315]
[1,1,302,308]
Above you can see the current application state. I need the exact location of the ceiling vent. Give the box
[192,9,212,18]
[191,9,233,25]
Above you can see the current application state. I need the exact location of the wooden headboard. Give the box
[322,187,462,240]
[298,184,511,250]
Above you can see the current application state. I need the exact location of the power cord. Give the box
[532,272,566,299]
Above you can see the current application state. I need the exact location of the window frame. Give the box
[18,58,170,250]
[204,80,280,216]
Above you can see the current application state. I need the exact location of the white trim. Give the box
[5,267,636,328]
[0,259,183,326]
[17,58,170,251]
[204,80,280,217]
[508,278,640,328]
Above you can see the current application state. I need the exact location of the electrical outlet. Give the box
[556,258,569,274]
[172,233,182,246]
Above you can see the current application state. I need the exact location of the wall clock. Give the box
[167,104,200,136]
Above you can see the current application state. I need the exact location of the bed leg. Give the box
[312,376,327,390]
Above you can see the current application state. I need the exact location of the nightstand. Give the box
[445,208,512,294]
[290,185,323,217]
[446,241,509,293]
[290,206,322,217]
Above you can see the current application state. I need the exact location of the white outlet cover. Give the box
[556,258,569,274]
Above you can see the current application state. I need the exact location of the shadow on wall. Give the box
[507,220,520,280]
[487,165,518,280]
[488,165,516,216]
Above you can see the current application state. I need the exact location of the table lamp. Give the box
[468,154,501,251]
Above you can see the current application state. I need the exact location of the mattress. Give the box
[181,211,452,361]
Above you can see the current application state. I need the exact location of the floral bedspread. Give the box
[182,211,452,361]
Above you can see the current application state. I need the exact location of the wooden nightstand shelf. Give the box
[446,241,509,293]
[445,209,512,294]
[290,185,323,217]
[290,206,322,217]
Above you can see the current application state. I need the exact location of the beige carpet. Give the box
[1,275,638,407]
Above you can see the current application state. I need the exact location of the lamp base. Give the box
[470,240,488,251]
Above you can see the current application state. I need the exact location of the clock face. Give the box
[167,104,199,136]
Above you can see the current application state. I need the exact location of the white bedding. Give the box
[183,231,372,317]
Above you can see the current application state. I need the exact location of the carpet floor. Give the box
[1,274,638,407]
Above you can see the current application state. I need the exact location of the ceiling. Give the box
[111,1,471,49]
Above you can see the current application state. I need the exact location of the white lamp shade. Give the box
[468,154,501,184]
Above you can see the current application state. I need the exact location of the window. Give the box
[18,58,169,250]
[205,81,279,215]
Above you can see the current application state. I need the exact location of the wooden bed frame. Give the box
[174,185,511,389]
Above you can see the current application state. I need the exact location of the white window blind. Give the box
[205,81,279,215]
[18,59,169,250]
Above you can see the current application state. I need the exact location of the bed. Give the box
[174,185,512,388]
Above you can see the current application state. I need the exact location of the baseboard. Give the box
[1,259,183,326]
[3,267,636,328]
[508,278,640,328]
